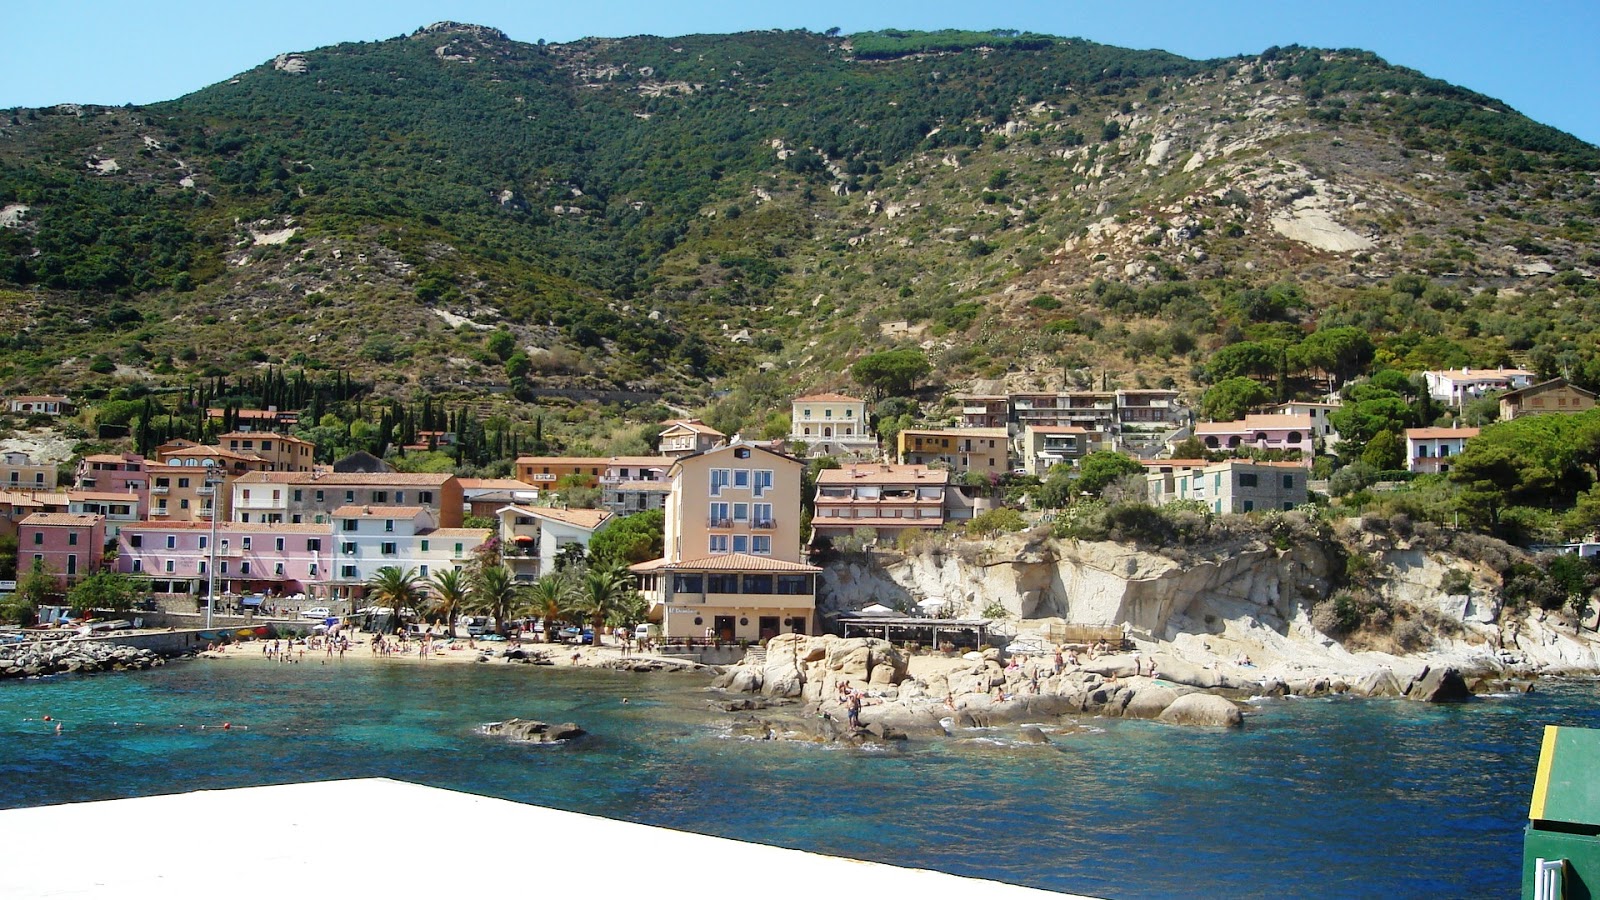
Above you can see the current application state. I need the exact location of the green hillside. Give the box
[1,24,1598,453]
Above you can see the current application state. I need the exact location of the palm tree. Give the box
[571,564,635,648]
[468,564,521,636]
[525,572,574,643]
[427,568,470,634]
[365,566,424,634]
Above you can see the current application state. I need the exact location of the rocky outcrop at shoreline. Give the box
[0,640,165,679]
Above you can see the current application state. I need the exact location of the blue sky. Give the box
[5,1,1597,144]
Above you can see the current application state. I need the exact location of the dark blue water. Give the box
[0,658,1593,899]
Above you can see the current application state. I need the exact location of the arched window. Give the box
[1287,431,1303,443]
[1204,436,1219,448]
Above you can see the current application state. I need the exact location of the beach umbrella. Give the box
[859,603,896,616]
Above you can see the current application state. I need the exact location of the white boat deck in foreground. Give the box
[0,778,1099,899]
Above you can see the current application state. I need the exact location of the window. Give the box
[1238,473,1259,488]
[733,503,749,522]
[707,574,739,593]
[752,535,772,555]
[242,489,251,501]
[384,519,395,533]
[315,491,325,503]
[342,519,358,532]
[710,468,730,496]
[419,491,433,504]
[754,503,773,526]
[274,562,284,576]
[454,543,463,556]
[275,537,285,551]
[733,469,751,489]
[373,491,388,503]
[68,532,77,546]
[240,514,249,523]
[802,408,812,419]
[420,540,430,552]
[242,537,252,550]
[777,574,810,595]
[130,534,143,548]
[419,565,429,577]
[293,490,302,502]
[743,574,773,594]
[344,491,355,503]
[309,563,319,576]
[238,561,250,575]
[1283,474,1295,489]
[271,490,281,501]
[709,534,729,553]
[31,531,41,546]
[166,535,177,549]
[341,542,356,555]
[732,535,749,553]
[673,574,703,593]
[131,559,142,573]
[824,408,833,419]
[753,470,773,497]
[197,560,206,575]
[381,542,397,555]
[261,441,273,451]
[164,560,174,573]
[341,565,357,579]
[395,491,405,504]
[178,477,190,489]
[306,538,321,552]
[709,502,730,525]
[180,499,190,510]
[1243,500,1255,512]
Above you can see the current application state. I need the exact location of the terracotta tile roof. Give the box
[1140,459,1209,468]
[21,513,101,527]
[499,504,613,530]
[659,419,725,436]
[10,395,69,403]
[630,552,821,574]
[900,427,1010,438]
[1427,368,1535,381]
[67,490,142,503]
[1499,378,1598,401]
[792,392,866,404]
[419,528,494,539]
[0,491,47,507]
[331,505,427,519]
[817,464,949,486]
[83,453,141,464]
[1406,427,1480,440]
[458,478,533,491]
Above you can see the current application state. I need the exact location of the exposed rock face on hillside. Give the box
[820,528,1600,689]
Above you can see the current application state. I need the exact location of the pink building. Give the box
[1194,414,1314,461]
[18,513,106,588]
[75,453,149,505]
[118,521,330,599]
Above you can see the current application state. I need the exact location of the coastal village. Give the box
[3,364,1597,656]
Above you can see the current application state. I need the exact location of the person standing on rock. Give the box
[847,690,863,729]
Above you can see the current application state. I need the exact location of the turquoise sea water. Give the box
[0,657,1594,899]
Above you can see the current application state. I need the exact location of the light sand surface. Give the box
[206,633,661,669]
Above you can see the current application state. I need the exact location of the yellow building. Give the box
[217,431,317,472]
[896,427,1010,478]
[630,442,819,643]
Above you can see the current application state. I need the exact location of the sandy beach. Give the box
[203,633,664,669]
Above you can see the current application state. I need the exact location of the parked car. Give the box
[460,615,493,637]
[300,607,332,620]
[560,626,594,645]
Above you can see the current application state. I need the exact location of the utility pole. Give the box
[204,465,221,630]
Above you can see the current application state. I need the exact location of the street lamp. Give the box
[203,465,223,630]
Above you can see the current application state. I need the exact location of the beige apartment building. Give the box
[630,442,819,643]
[789,393,876,458]
[217,431,317,472]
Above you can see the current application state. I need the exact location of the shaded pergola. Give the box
[835,612,993,649]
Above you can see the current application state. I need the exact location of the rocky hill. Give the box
[2,25,1598,436]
